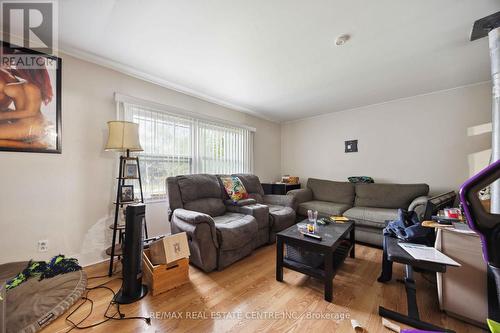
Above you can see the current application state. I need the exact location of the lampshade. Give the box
[105,121,143,152]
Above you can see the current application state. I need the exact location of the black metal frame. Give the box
[379,264,454,333]
[120,184,135,202]
[378,236,455,333]
[276,222,355,302]
[108,150,148,276]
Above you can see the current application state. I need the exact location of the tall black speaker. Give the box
[115,204,148,304]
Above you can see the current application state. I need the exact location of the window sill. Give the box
[144,197,168,204]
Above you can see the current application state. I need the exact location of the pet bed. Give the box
[0,261,87,333]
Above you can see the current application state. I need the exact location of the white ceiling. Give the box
[59,0,499,122]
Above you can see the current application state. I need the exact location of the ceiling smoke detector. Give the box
[335,34,350,46]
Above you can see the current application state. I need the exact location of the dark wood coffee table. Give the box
[276,220,355,302]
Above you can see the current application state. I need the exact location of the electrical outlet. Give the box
[38,240,48,252]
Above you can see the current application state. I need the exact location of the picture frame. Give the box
[120,185,134,202]
[123,162,138,179]
[0,41,62,153]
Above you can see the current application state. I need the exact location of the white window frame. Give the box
[115,93,255,201]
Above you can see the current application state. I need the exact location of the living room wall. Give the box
[281,82,492,194]
[0,54,281,266]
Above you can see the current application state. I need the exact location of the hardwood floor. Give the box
[42,244,485,333]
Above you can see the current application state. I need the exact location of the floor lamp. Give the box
[105,120,148,276]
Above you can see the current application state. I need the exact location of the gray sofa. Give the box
[288,178,429,246]
[167,173,296,272]
[232,174,296,243]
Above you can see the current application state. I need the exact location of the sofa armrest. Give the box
[174,208,214,225]
[408,196,429,211]
[287,188,312,210]
[224,198,257,207]
[226,204,269,229]
[171,209,219,272]
[263,194,295,208]
[408,195,430,220]
[172,209,218,247]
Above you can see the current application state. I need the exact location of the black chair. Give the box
[377,192,457,332]
[378,237,454,332]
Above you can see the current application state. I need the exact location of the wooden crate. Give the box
[142,249,189,296]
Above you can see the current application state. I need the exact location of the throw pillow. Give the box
[221,176,249,202]
[348,176,374,184]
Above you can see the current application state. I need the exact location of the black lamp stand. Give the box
[107,149,148,277]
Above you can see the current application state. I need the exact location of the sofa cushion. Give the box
[232,174,265,203]
[248,193,264,204]
[216,174,231,201]
[343,207,398,229]
[178,174,223,203]
[355,226,384,246]
[184,198,226,217]
[354,183,429,209]
[232,174,265,196]
[298,200,352,217]
[167,177,184,213]
[268,205,296,231]
[307,178,355,205]
[213,213,258,250]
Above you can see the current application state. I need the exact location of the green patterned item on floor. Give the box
[6,261,46,290]
[488,318,500,333]
[5,255,81,290]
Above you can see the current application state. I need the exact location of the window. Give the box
[196,120,253,175]
[118,95,254,200]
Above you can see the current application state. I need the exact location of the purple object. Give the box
[459,158,500,265]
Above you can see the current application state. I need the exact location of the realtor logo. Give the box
[1,1,57,54]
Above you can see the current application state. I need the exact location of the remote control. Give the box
[301,232,322,241]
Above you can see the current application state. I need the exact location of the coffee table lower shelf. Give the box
[282,241,353,280]
[282,258,325,280]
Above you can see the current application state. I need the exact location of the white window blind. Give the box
[118,97,254,200]
[196,120,253,175]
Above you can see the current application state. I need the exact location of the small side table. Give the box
[262,183,300,195]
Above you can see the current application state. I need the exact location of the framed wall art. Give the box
[0,41,62,153]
